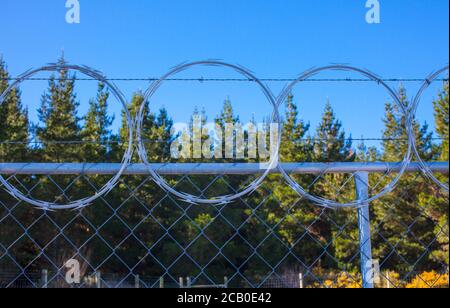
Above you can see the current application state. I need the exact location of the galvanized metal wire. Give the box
[276,65,413,208]
[0,163,447,288]
[0,63,134,210]
[2,77,448,83]
[410,65,449,193]
[0,61,448,289]
[0,60,448,208]
[137,60,281,205]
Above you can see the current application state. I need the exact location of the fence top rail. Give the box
[0,162,448,175]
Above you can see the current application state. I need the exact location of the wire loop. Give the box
[0,63,134,210]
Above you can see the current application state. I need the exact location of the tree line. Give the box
[0,55,448,287]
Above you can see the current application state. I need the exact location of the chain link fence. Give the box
[0,61,448,288]
[0,162,448,288]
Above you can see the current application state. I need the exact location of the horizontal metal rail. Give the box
[0,162,448,175]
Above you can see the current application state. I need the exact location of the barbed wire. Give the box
[1,77,449,82]
[0,137,446,146]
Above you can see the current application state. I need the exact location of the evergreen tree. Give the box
[185,106,209,160]
[356,141,380,162]
[372,86,438,274]
[281,94,311,161]
[119,92,147,161]
[0,57,34,268]
[119,92,174,162]
[311,101,357,270]
[313,101,354,162]
[81,83,114,162]
[0,56,30,161]
[215,97,239,128]
[156,107,175,160]
[268,95,313,248]
[433,79,449,161]
[382,87,433,162]
[426,80,449,267]
[108,92,177,276]
[311,101,355,203]
[214,97,240,160]
[36,56,81,162]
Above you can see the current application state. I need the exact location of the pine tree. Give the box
[0,56,30,161]
[81,83,114,162]
[155,107,175,160]
[426,80,449,267]
[36,56,81,162]
[111,92,176,273]
[119,92,174,162]
[382,87,433,162]
[0,58,34,266]
[214,97,240,160]
[311,101,355,203]
[215,97,239,128]
[119,92,147,162]
[310,101,357,270]
[356,141,380,162]
[186,106,209,161]
[281,94,311,161]
[373,86,438,274]
[268,95,313,248]
[313,101,354,162]
[433,79,449,161]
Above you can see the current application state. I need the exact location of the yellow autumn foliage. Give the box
[311,271,448,288]
[406,271,449,289]
[381,271,401,288]
[322,272,362,289]
[307,269,449,288]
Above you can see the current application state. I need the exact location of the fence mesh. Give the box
[0,61,448,288]
[0,165,448,288]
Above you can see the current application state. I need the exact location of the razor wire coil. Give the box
[410,66,449,193]
[137,60,281,205]
[276,65,414,208]
[0,60,448,209]
[0,63,134,210]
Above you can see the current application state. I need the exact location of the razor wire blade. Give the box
[0,61,448,210]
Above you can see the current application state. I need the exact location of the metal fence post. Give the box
[179,277,184,288]
[135,274,140,289]
[186,277,192,288]
[160,276,165,289]
[41,269,48,288]
[95,271,101,289]
[355,171,374,289]
[299,273,304,289]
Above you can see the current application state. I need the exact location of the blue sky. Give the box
[0,0,449,147]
